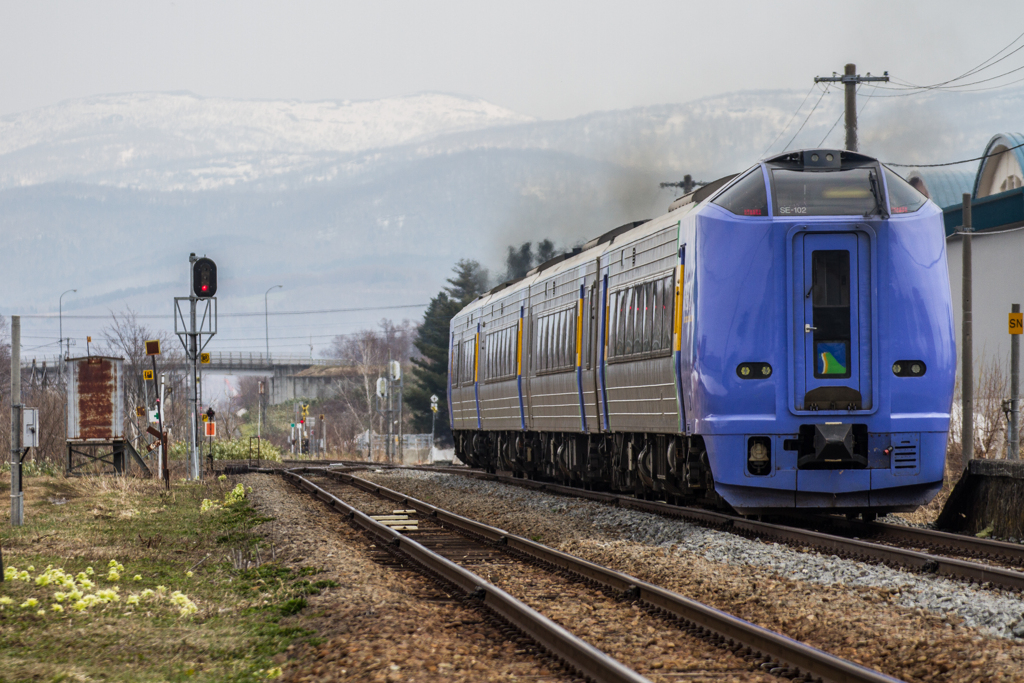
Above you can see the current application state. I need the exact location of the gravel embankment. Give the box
[241,473,576,683]
[357,469,1024,683]
[307,475,775,682]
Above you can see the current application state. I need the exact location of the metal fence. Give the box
[355,432,435,464]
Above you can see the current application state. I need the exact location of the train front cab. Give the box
[690,150,956,514]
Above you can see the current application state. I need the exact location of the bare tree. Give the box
[326,319,418,458]
[102,309,188,454]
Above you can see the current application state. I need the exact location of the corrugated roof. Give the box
[973,132,1024,198]
[906,168,975,211]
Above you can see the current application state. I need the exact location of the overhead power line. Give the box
[885,139,1024,168]
[762,84,817,156]
[782,84,831,152]
[17,303,429,320]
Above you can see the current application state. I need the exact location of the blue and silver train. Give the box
[448,149,955,516]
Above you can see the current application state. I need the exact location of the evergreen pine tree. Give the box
[408,260,489,445]
[445,259,489,306]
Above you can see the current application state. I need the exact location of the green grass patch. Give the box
[0,475,323,682]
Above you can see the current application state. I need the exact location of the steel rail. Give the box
[315,467,904,683]
[382,465,1024,592]
[280,468,651,683]
[785,514,1024,568]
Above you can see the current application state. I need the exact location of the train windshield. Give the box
[883,166,929,214]
[772,167,878,217]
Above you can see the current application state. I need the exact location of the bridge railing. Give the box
[20,352,342,370]
[203,352,342,368]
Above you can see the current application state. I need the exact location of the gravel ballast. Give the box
[357,469,1024,682]
[242,473,577,682]
[307,474,776,682]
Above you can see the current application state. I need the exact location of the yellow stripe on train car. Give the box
[673,264,684,352]
[517,319,523,376]
[474,332,479,383]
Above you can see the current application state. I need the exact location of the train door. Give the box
[797,231,872,411]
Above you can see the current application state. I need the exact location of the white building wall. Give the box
[946,228,1024,371]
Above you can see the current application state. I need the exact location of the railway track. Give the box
[282,466,903,683]
[302,461,1024,593]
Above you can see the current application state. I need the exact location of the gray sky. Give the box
[2,0,1023,119]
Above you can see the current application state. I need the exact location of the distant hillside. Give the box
[2,86,1021,338]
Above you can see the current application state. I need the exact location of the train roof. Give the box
[457,202,699,320]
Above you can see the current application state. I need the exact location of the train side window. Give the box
[542,315,549,372]
[662,275,674,351]
[645,281,656,353]
[883,166,928,214]
[538,316,546,372]
[501,328,508,377]
[607,292,618,358]
[499,332,504,376]
[558,311,565,369]
[564,310,572,368]
[565,309,574,368]
[712,168,768,217]
[634,284,644,353]
[617,291,628,356]
[452,339,459,385]
[492,331,499,379]
[561,309,569,368]
[624,288,635,355]
[651,279,663,351]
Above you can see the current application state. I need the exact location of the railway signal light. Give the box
[192,257,217,298]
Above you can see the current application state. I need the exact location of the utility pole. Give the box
[10,316,23,526]
[962,194,974,464]
[1010,303,1021,460]
[814,64,889,152]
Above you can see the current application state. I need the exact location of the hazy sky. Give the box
[2,0,1023,119]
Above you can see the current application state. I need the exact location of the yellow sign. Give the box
[1011,312,1023,335]
[202,414,209,422]
[200,352,211,364]
[302,405,309,416]
[135,406,145,418]
[145,340,161,356]
[142,369,154,381]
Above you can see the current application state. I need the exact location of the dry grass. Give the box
[0,471,322,682]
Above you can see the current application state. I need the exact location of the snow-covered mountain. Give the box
[0,91,532,190]
[2,86,1021,351]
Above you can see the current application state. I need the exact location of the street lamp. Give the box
[264,285,283,360]
[59,288,77,448]
[59,289,77,362]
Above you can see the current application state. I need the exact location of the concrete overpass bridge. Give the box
[21,352,352,405]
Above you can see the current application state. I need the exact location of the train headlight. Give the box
[737,363,772,379]
[747,437,771,476]
[892,360,926,377]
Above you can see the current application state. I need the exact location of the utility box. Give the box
[67,356,124,441]
[22,408,39,448]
